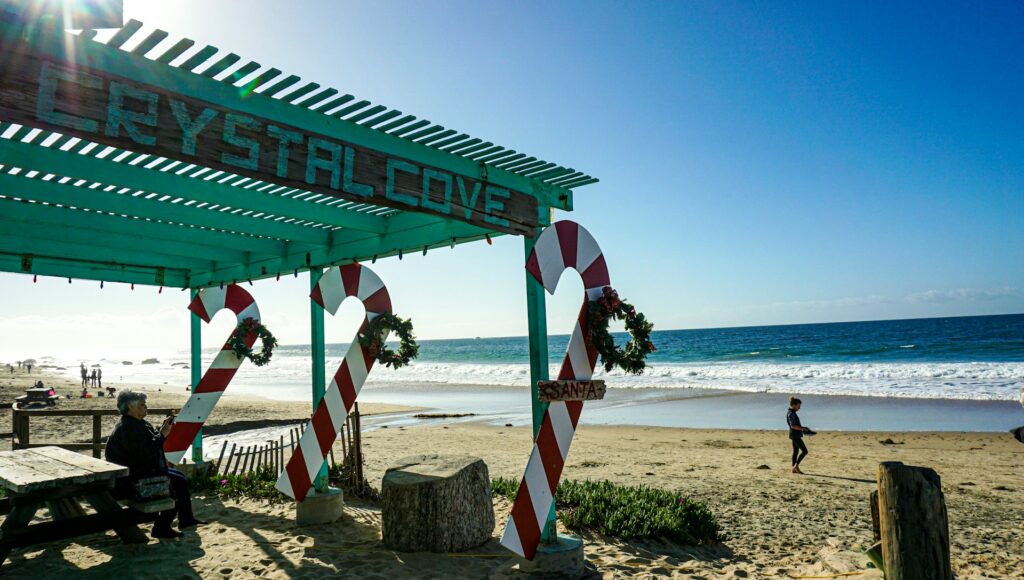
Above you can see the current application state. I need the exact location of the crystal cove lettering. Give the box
[0,57,537,234]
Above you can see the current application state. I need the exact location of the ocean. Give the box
[53,313,1024,403]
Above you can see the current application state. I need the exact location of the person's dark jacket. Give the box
[105,414,168,495]
[786,408,803,440]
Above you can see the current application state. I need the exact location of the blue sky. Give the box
[1,0,1022,358]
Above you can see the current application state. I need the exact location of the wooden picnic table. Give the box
[0,446,156,564]
[14,388,59,408]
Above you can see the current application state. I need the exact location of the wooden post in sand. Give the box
[877,462,952,580]
[869,490,881,542]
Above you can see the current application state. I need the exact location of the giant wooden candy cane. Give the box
[276,263,391,501]
[501,221,610,560]
[164,284,260,463]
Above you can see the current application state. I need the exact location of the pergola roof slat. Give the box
[178,45,220,71]
[296,87,339,108]
[200,53,241,78]
[280,82,320,103]
[0,254,188,288]
[155,37,195,63]
[0,138,388,234]
[260,74,302,97]
[0,227,220,272]
[0,172,331,245]
[130,29,169,56]
[360,110,402,128]
[105,19,142,49]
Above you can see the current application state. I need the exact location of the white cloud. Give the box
[907,287,1023,304]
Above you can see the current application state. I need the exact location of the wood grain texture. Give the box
[877,461,953,580]
[537,379,606,402]
[0,447,125,493]
[381,454,494,553]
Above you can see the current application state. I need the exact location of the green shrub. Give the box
[188,463,378,503]
[189,464,289,503]
[491,477,721,545]
[491,475,519,499]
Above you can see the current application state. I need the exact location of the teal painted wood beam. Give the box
[0,233,217,273]
[523,230,557,542]
[0,197,289,256]
[0,172,331,245]
[309,268,329,493]
[0,216,248,264]
[20,28,574,212]
[187,218,490,287]
[190,288,203,463]
[0,253,189,287]
[0,139,388,234]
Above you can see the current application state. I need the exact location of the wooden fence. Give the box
[11,408,176,458]
[213,402,364,486]
[8,404,365,485]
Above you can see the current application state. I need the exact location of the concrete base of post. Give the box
[296,487,344,526]
[516,534,585,578]
[173,460,212,479]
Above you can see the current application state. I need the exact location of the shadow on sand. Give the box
[804,472,875,484]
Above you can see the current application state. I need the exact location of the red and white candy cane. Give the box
[501,221,610,560]
[164,284,260,463]
[276,263,391,501]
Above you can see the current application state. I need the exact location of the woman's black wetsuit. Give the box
[787,408,808,466]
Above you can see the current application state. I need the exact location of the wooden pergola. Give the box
[0,4,595,540]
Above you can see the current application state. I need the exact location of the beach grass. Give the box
[492,477,722,545]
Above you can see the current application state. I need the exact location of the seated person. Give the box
[105,389,204,538]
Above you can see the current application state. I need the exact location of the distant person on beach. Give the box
[1012,386,1024,444]
[98,368,103,388]
[788,396,812,474]
[81,363,88,386]
[26,363,32,373]
[106,390,204,538]
[90,369,97,387]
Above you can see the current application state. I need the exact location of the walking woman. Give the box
[787,396,811,474]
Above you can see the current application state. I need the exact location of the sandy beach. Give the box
[1,366,1021,578]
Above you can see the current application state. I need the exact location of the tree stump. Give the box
[876,461,952,580]
[381,454,494,552]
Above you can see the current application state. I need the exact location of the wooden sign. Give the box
[0,44,538,235]
[537,380,606,402]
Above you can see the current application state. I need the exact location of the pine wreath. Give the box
[587,286,656,375]
[358,312,419,369]
[229,317,279,367]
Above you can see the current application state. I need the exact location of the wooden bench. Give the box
[120,497,175,514]
[0,446,154,565]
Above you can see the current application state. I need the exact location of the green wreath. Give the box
[229,317,279,367]
[358,313,419,369]
[587,286,656,375]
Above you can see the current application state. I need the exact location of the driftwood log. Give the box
[876,461,952,580]
[381,454,494,553]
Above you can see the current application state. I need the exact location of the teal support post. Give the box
[524,233,557,542]
[190,289,203,463]
[309,268,329,492]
